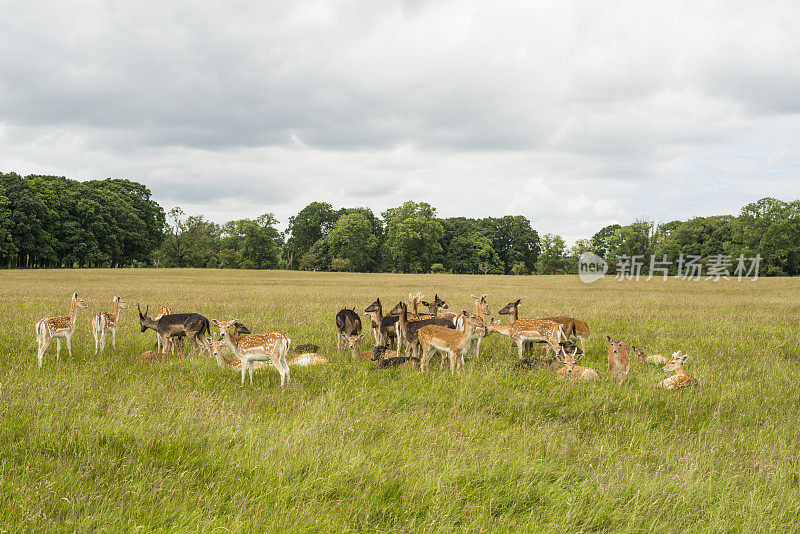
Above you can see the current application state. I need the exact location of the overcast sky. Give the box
[2,1,799,242]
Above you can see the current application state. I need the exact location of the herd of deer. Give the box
[34,292,700,391]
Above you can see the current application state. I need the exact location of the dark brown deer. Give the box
[138,305,216,365]
[336,308,363,360]
[371,343,419,369]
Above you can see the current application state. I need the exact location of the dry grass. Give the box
[2,269,800,532]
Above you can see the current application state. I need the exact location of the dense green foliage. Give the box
[3,171,799,275]
[0,172,165,267]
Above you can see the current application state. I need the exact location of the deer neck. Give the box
[509,307,518,323]
[110,299,121,323]
[222,330,241,353]
[411,300,419,316]
[473,301,484,321]
[68,298,79,327]
[489,323,510,336]
[673,363,689,377]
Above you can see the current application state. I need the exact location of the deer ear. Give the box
[212,319,220,326]
[606,335,612,342]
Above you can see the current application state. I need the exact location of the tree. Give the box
[536,233,568,274]
[221,214,282,269]
[591,224,622,257]
[284,202,339,269]
[382,201,444,273]
[155,207,220,267]
[325,209,380,272]
[480,216,540,274]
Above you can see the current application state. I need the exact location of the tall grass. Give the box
[1,269,800,532]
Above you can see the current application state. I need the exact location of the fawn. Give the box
[631,346,668,365]
[658,351,699,389]
[606,335,630,383]
[556,346,599,381]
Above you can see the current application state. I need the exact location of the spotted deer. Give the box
[490,303,565,360]
[556,346,599,381]
[606,335,631,383]
[91,296,129,354]
[631,346,668,365]
[35,293,89,368]
[417,314,486,373]
[212,339,329,368]
[213,319,291,387]
[658,351,699,389]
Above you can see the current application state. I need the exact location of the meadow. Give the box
[1,269,800,532]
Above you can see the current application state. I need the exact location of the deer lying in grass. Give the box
[371,343,419,369]
[364,298,398,347]
[336,308,363,360]
[35,292,89,368]
[631,346,668,365]
[212,319,291,387]
[658,351,699,389]
[607,335,631,384]
[417,314,486,373]
[92,296,129,354]
[556,345,599,381]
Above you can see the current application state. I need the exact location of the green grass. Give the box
[2,269,800,532]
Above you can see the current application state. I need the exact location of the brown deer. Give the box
[606,335,631,383]
[92,296,129,354]
[212,338,329,367]
[556,345,599,381]
[417,314,486,373]
[394,301,456,358]
[631,346,668,365]
[336,308,363,360]
[491,301,565,360]
[35,293,89,368]
[658,351,699,389]
[364,298,398,347]
[212,319,291,387]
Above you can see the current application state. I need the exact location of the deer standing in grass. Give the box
[556,346,599,381]
[212,319,291,387]
[492,300,566,360]
[336,308,363,360]
[607,335,631,383]
[92,296,129,354]
[35,293,89,368]
[632,346,668,365]
[153,307,179,354]
[364,298,399,347]
[658,351,699,389]
[417,314,486,373]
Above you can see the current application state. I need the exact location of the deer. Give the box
[417,314,487,373]
[91,296,129,354]
[556,345,599,381]
[138,305,215,363]
[35,292,89,367]
[212,338,329,368]
[515,339,582,371]
[408,292,432,320]
[658,350,699,389]
[459,294,490,360]
[425,294,455,321]
[212,319,291,387]
[394,301,456,358]
[371,343,419,369]
[336,308,363,360]
[364,298,398,347]
[152,307,180,354]
[631,346,668,365]
[490,302,566,360]
[606,335,631,384]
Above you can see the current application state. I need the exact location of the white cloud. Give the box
[1,0,799,241]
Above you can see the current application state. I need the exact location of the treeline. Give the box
[3,172,799,275]
[0,172,164,268]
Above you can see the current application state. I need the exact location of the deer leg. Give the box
[449,350,456,374]
[111,328,116,350]
[248,362,254,385]
[420,346,433,373]
[56,338,62,361]
[92,322,99,354]
[38,335,50,368]
[515,339,525,361]
[241,360,247,385]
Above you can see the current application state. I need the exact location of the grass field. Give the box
[1,269,800,532]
